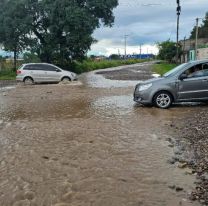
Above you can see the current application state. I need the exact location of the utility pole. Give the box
[124,35,129,59]
[176,0,181,63]
[118,49,120,56]
[183,36,186,62]
[139,44,142,59]
[195,18,199,60]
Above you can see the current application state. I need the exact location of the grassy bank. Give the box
[152,62,178,76]
[0,69,16,80]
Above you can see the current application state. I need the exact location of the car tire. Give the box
[61,77,71,82]
[23,77,34,85]
[153,91,173,109]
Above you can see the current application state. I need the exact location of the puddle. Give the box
[92,95,134,117]
[84,71,140,88]
[0,63,201,206]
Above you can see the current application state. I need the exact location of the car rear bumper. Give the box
[16,76,24,82]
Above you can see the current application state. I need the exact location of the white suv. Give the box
[16,63,77,84]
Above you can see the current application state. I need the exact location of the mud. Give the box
[168,108,208,205]
[95,62,156,81]
[0,63,202,206]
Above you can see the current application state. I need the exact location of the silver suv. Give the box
[16,63,77,84]
[134,60,208,109]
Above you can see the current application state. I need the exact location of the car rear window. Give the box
[23,65,31,70]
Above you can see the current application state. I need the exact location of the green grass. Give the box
[73,59,149,74]
[152,63,178,76]
[0,70,16,80]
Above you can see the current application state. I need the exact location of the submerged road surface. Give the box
[0,62,201,206]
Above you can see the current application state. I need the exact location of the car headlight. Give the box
[139,83,152,92]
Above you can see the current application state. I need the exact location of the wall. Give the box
[197,48,208,60]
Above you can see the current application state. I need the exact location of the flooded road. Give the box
[0,63,201,206]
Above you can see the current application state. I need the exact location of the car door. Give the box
[33,64,49,82]
[24,64,45,82]
[43,65,62,82]
[177,64,208,100]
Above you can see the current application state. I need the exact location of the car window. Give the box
[190,69,208,78]
[24,65,38,70]
[182,64,201,78]
[202,63,208,70]
[163,63,190,77]
[23,64,58,71]
[40,64,57,71]
[182,63,208,79]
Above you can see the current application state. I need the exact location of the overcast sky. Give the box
[88,0,208,56]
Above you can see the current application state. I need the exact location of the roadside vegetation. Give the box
[0,69,16,80]
[0,58,150,80]
[0,58,22,80]
[152,62,178,76]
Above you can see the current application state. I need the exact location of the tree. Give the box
[190,12,208,39]
[0,0,118,69]
[23,52,41,63]
[109,54,120,60]
[0,0,33,69]
[157,40,181,63]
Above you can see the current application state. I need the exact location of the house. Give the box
[180,38,208,62]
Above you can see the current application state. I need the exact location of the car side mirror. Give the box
[179,74,187,81]
[56,69,61,72]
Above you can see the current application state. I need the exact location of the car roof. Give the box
[189,59,208,65]
[23,63,54,66]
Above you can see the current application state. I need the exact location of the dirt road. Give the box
[0,62,202,206]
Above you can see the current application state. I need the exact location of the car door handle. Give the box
[202,79,208,82]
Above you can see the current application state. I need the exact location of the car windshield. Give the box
[163,63,190,77]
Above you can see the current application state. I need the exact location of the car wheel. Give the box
[61,77,71,82]
[24,77,34,85]
[154,91,173,109]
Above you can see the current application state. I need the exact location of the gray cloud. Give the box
[90,0,208,55]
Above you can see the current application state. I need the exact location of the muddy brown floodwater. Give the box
[0,63,202,206]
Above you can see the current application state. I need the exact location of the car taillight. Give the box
[16,70,21,75]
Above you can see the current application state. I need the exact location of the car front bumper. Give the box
[134,88,153,105]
